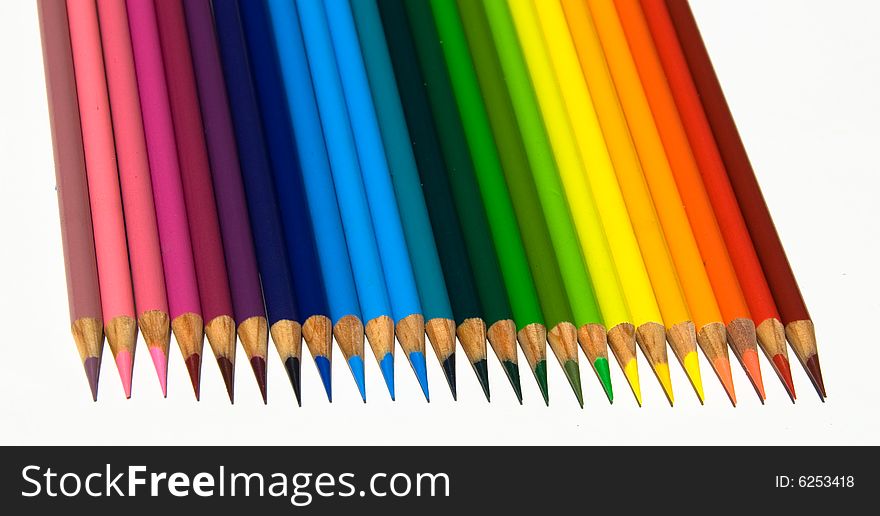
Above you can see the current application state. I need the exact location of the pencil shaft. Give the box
[183,0,265,324]
[264,0,361,324]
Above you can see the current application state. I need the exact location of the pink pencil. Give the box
[126,0,204,399]
[66,0,137,398]
[96,0,171,396]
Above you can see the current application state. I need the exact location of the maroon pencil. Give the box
[38,0,104,401]
[155,0,237,402]
[664,0,825,398]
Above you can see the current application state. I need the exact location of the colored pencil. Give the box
[154,0,237,402]
[501,0,649,405]
[378,0,487,402]
[638,0,795,401]
[126,0,204,399]
[300,0,405,401]
[535,0,694,404]
[404,0,536,403]
[559,0,702,404]
[239,0,336,405]
[67,0,137,399]
[213,0,304,404]
[183,0,269,402]
[663,0,824,399]
[38,0,104,401]
[449,0,605,403]
[95,0,170,397]
[323,0,429,401]
[613,0,764,401]
[265,0,364,402]
[350,0,457,400]
[586,0,737,405]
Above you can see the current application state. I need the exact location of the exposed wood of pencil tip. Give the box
[303,314,333,359]
[105,315,137,358]
[636,321,674,406]
[205,315,236,360]
[238,316,269,360]
[667,320,704,403]
[547,321,579,365]
[396,313,426,355]
[457,317,488,363]
[697,321,737,406]
[784,319,825,398]
[487,319,518,364]
[138,310,170,354]
[727,317,765,402]
[171,312,204,360]
[72,317,104,362]
[426,317,456,361]
[333,314,365,360]
[577,323,609,364]
[365,315,394,360]
[606,322,637,367]
[756,317,788,360]
[516,322,547,368]
[270,319,302,361]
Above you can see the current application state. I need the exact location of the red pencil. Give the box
[639,0,796,401]
[664,0,825,399]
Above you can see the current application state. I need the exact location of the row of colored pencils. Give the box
[40,0,825,405]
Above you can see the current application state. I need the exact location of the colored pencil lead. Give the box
[426,318,457,400]
[697,322,736,406]
[238,316,269,403]
[785,320,826,400]
[171,313,204,400]
[205,315,236,403]
[366,315,395,400]
[635,322,674,405]
[517,322,549,405]
[334,315,367,402]
[548,322,584,408]
[139,310,170,396]
[105,316,137,399]
[457,318,490,401]
[666,321,704,404]
[578,323,614,404]
[397,314,430,401]
[302,314,334,402]
[271,319,303,405]
[73,318,104,402]
[756,318,796,402]
[605,323,641,406]
[487,320,523,404]
[727,318,765,402]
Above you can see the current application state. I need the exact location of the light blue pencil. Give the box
[296,0,395,400]
[322,0,428,401]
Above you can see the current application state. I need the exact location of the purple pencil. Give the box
[154,0,237,402]
[183,0,269,400]
[126,0,204,399]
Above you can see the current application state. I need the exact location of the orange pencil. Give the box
[613,0,764,401]
[586,0,737,405]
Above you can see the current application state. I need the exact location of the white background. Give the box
[1,1,877,445]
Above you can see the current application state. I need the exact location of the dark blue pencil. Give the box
[212,0,303,405]
[237,0,334,402]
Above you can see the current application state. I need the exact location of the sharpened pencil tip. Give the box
[622,359,642,406]
[379,353,395,400]
[284,356,301,406]
[473,359,490,402]
[348,356,366,402]
[534,359,549,405]
[562,360,583,407]
[409,352,430,402]
[84,356,100,402]
[184,353,201,401]
[441,354,457,400]
[115,349,133,399]
[806,355,826,399]
[594,357,613,404]
[218,355,235,404]
[501,360,522,403]
[314,356,332,402]
[771,354,796,402]
[250,356,268,404]
[149,346,169,397]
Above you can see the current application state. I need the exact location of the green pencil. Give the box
[456,0,612,403]
[403,0,537,403]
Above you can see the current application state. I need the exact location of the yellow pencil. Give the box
[508,0,651,405]
[539,0,703,403]
[576,0,736,404]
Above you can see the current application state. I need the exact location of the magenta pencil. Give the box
[154,0,237,402]
[66,0,137,398]
[126,0,204,399]
[96,0,171,396]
